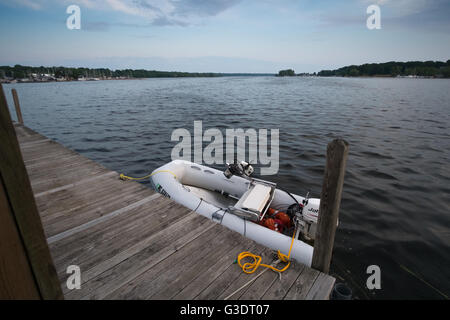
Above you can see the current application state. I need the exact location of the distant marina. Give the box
[0,74,135,84]
[0,65,275,84]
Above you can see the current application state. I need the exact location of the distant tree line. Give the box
[318,60,450,78]
[0,64,221,79]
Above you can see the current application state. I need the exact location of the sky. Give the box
[0,0,449,73]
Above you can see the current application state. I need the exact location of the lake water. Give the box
[3,77,450,299]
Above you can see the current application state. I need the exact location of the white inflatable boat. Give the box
[150,160,321,266]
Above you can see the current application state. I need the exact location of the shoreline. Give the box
[2,75,449,84]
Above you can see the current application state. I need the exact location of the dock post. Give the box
[312,139,349,274]
[11,88,23,124]
[0,84,63,299]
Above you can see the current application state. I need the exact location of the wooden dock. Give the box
[13,123,335,300]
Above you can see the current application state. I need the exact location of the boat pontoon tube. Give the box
[150,160,314,266]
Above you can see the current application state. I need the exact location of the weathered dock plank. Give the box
[216,247,272,300]
[261,261,306,300]
[14,124,335,300]
[193,241,262,300]
[74,214,215,300]
[172,237,255,300]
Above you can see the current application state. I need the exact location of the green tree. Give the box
[441,66,450,78]
[277,69,295,76]
[349,68,359,77]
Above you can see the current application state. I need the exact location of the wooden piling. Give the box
[0,84,63,299]
[11,88,23,124]
[312,139,349,274]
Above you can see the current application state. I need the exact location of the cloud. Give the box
[108,0,243,25]
[318,0,450,31]
[83,20,156,31]
[0,0,44,10]
[151,15,189,26]
[2,0,242,26]
[382,0,450,32]
[172,0,242,17]
[83,21,111,31]
[360,0,441,17]
[366,0,450,32]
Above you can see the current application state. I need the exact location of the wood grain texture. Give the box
[11,88,23,124]
[0,179,40,299]
[0,84,63,299]
[312,139,349,274]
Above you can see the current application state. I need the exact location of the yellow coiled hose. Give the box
[237,227,296,274]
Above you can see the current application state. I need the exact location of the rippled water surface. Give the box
[4,77,450,299]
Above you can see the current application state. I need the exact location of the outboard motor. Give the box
[224,161,254,179]
[223,161,321,241]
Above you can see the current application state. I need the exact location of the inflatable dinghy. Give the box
[150,160,321,266]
